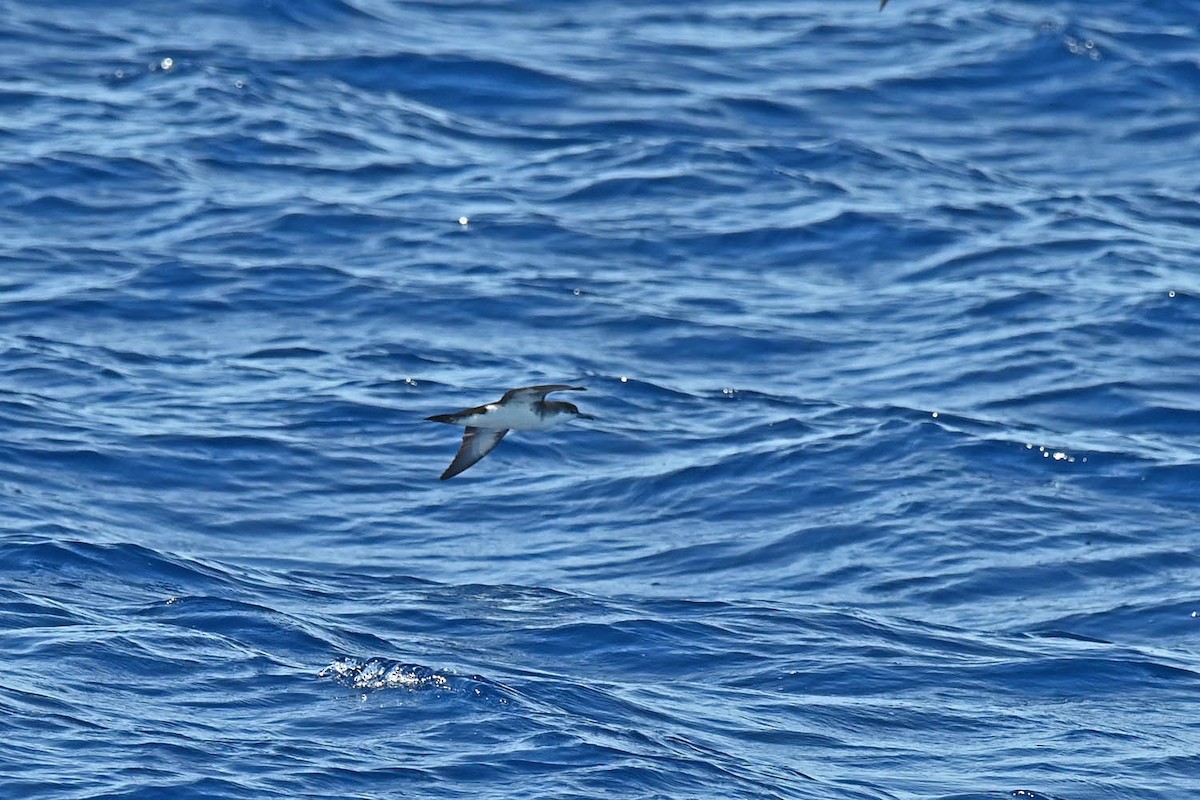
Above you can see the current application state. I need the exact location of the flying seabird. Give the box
[425,384,593,480]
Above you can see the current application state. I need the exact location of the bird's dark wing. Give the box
[440,427,509,480]
[426,402,491,424]
[500,384,586,402]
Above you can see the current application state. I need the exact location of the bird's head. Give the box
[564,402,595,421]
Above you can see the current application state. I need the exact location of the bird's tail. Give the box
[425,414,458,424]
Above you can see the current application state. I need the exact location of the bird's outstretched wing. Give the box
[440,427,509,480]
[500,384,586,402]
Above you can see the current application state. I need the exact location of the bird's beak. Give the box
[576,413,596,421]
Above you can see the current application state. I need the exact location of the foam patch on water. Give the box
[319,657,509,702]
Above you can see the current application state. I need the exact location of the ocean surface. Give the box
[2,1,1199,798]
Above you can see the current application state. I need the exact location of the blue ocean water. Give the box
[2,0,1199,797]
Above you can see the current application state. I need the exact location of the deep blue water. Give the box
[3,1,1200,797]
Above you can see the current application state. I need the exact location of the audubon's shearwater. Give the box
[425,384,593,480]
